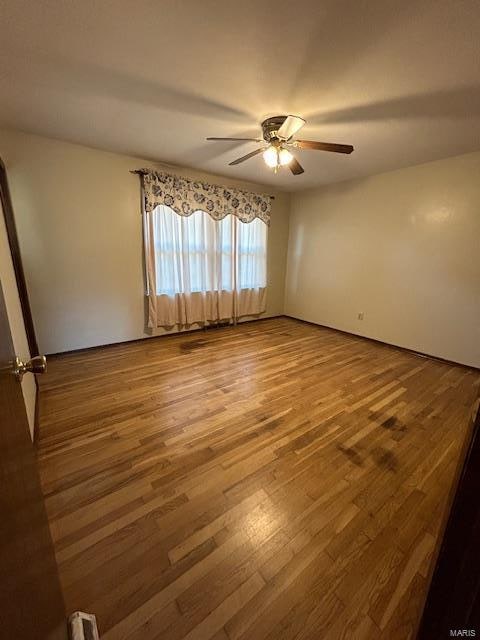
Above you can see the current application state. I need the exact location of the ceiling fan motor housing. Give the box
[261,116,288,142]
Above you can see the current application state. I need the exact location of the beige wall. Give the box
[286,151,480,368]
[0,129,290,354]
[0,198,36,438]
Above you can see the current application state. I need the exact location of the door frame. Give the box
[0,158,38,356]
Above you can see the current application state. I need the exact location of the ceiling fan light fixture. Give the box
[207,114,354,176]
[263,145,278,168]
[278,148,293,166]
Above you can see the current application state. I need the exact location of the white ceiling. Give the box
[1,0,480,190]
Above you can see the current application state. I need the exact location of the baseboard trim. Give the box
[45,314,476,371]
[284,315,479,372]
[46,315,285,358]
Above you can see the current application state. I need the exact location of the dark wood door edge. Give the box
[0,158,39,356]
[33,382,40,446]
[417,400,480,637]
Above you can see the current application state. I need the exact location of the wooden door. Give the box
[418,403,480,637]
[0,281,67,639]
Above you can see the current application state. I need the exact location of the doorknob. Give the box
[13,355,47,381]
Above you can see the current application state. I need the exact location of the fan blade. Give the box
[206,137,262,142]
[289,156,305,175]
[277,115,306,140]
[296,140,354,154]
[229,147,264,165]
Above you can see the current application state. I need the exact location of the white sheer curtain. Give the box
[144,205,267,328]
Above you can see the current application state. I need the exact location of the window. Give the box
[237,214,267,290]
[150,205,267,296]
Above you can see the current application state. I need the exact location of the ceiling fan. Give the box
[206,115,354,175]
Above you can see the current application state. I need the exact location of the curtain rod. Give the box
[130,169,275,200]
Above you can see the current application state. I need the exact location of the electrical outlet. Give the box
[358,312,364,320]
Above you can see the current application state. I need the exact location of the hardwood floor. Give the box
[36,317,480,640]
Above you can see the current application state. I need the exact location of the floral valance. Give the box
[136,168,271,225]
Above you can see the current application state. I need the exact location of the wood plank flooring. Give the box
[36,317,480,639]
